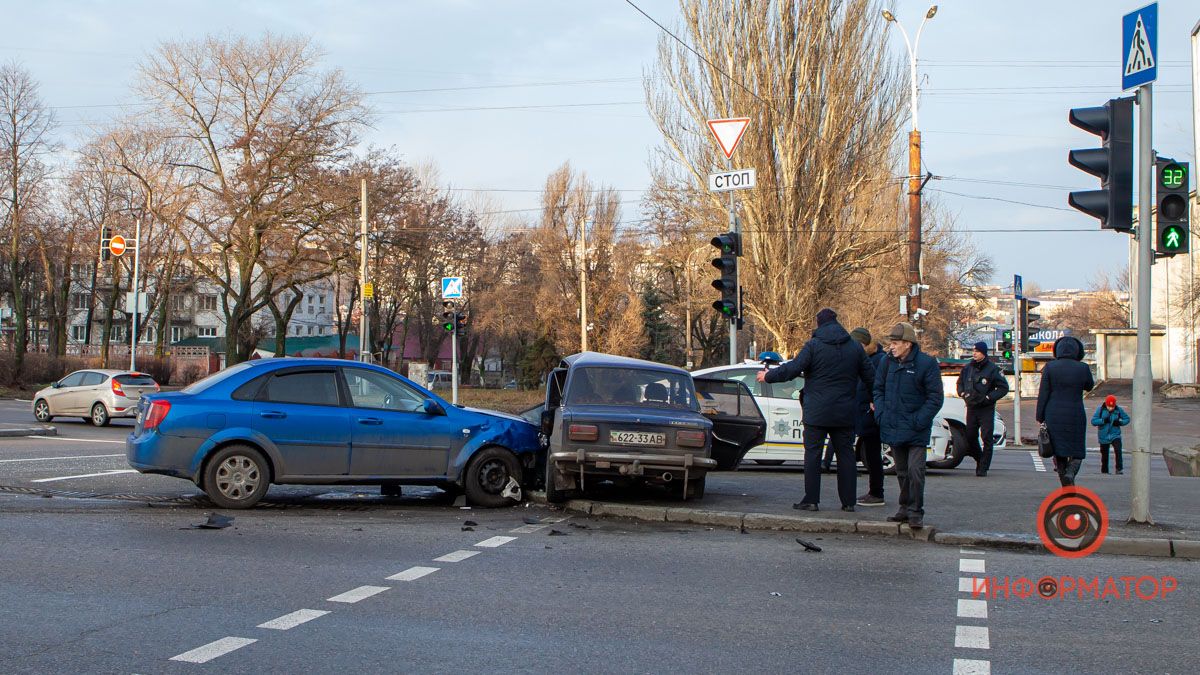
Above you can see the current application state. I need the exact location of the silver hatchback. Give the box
[33,370,160,426]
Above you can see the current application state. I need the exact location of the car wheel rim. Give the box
[216,456,260,501]
[93,407,105,423]
[477,459,509,494]
[35,402,48,420]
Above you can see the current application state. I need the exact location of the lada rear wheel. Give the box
[464,447,522,508]
[687,476,706,499]
[544,458,567,504]
[203,445,270,509]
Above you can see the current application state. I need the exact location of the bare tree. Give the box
[0,62,56,376]
[646,0,906,354]
[1050,268,1132,341]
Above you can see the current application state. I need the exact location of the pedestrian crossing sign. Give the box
[441,276,463,299]
[1121,4,1157,91]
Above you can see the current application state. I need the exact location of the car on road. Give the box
[534,352,766,503]
[33,370,160,427]
[692,358,1007,472]
[126,358,542,509]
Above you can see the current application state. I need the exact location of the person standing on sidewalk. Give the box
[873,322,943,529]
[955,341,1010,477]
[1036,336,1095,487]
[1091,395,1130,475]
[851,327,886,507]
[758,308,874,512]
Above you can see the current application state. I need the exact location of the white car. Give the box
[692,359,1007,472]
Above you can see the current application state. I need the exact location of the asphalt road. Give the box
[2,494,1196,674]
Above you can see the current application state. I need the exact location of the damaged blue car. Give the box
[127,358,541,509]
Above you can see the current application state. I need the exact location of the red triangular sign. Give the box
[707,117,751,159]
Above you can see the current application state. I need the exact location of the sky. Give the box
[5,0,1198,290]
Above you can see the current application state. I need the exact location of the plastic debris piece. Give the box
[548,529,568,536]
[463,520,478,526]
[770,592,782,597]
[795,538,822,552]
[193,513,234,530]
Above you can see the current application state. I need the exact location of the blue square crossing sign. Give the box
[1121,3,1157,91]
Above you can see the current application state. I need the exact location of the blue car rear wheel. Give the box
[203,445,270,509]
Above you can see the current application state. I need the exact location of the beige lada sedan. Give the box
[33,370,160,426]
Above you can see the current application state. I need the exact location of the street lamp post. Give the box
[883,5,937,319]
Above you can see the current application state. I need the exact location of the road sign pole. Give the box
[130,217,142,371]
[1131,83,1154,523]
[451,316,459,405]
[728,187,737,365]
[359,179,370,363]
[1012,299,1021,444]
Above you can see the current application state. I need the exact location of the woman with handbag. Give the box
[1035,336,1095,486]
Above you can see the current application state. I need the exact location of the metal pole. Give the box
[1131,84,1154,523]
[359,179,369,362]
[728,188,738,364]
[1012,299,1021,444]
[130,217,141,371]
[452,314,459,405]
[580,219,588,352]
[1190,20,1199,382]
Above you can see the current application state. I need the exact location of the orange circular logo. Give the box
[1037,486,1108,558]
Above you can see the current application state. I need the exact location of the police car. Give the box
[692,353,1007,472]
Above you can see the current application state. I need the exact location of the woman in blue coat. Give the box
[1036,336,1095,486]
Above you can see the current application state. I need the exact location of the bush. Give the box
[0,353,98,389]
[457,388,545,414]
[136,357,172,386]
[176,363,208,386]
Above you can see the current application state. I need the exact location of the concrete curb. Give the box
[0,425,56,438]
[530,492,1199,560]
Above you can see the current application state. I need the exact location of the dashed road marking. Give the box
[326,585,390,603]
[957,598,988,619]
[959,559,986,574]
[169,637,256,663]
[959,577,986,594]
[510,523,548,534]
[257,609,329,630]
[386,566,439,582]
[474,535,516,548]
[434,550,480,563]
[959,547,983,555]
[1029,451,1047,472]
[0,453,124,463]
[953,658,991,674]
[31,469,138,483]
[955,625,990,649]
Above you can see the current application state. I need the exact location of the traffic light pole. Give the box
[728,188,738,365]
[1012,304,1021,445]
[1131,84,1154,523]
[451,317,459,406]
[359,179,370,363]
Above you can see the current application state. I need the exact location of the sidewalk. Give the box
[0,423,56,438]
[541,449,1200,559]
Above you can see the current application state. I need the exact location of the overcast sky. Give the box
[6,0,1198,290]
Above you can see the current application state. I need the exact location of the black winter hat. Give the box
[815,308,838,326]
[973,341,988,355]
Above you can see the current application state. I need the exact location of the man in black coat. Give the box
[851,327,886,506]
[758,308,874,512]
[956,341,1010,477]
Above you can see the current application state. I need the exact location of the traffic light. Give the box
[100,226,111,262]
[997,328,1013,361]
[455,310,468,337]
[1155,159,1190,257]
[1019,299,1042,352]
[1067,96,1134,231]
[441,301,456,333]
[710,232,740,319]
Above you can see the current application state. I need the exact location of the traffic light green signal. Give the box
[1155,159,1190,257]
[1161,224,1185,252]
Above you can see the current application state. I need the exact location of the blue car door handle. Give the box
[260,411,287,419]
[357,417,384,425]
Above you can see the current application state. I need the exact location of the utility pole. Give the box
[129,216,142,371]
[1131,84,1154,523]
[580,218,588,353]
[358,179,369,363]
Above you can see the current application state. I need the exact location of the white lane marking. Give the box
[257,609,329,630]
[326,585,390,603]
[511,523,547,534]
[31,469,138,483]
[957,598,988,619]
[959,547,983,555]
[386,566,439,582]
[0,453,123,463]
[959,559,986,574]
[1029,451,1047,472]
[959,577,988,594]
[169,637,256,663]
[29,436,127,444]
[954,625,990,649]
[474,536,516,548]
[542,516,567,523]
[433,550,479,563]
[953,658,991,675]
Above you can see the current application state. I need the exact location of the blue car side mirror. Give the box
[423,398,447,416]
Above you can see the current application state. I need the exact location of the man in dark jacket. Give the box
[955,341,1010,477]
[873,322,943,529]
[851,327,886,506]
[758,308,874,512]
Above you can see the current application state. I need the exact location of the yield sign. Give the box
[707,117,751,159]
[108,235,127,257]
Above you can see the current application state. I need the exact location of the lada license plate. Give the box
[610,430,665,447]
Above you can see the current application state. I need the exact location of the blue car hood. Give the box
[461,406,537,427]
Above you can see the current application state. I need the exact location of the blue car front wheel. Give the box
[464,447,522,508]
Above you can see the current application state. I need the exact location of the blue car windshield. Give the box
[565,367,698,411]
[181,361,258,395]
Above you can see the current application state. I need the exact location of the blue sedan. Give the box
[126,358,542,509]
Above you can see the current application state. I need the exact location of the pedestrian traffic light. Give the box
[1068,96,1134,231]
[997,328,1013,361]
[455,310,468,336]
[710,232,740,319]
[1019,299,1041,352]
[100,226,111,262]
[1155,159,1190,257]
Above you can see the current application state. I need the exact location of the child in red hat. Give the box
[1091,395,1130,474]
